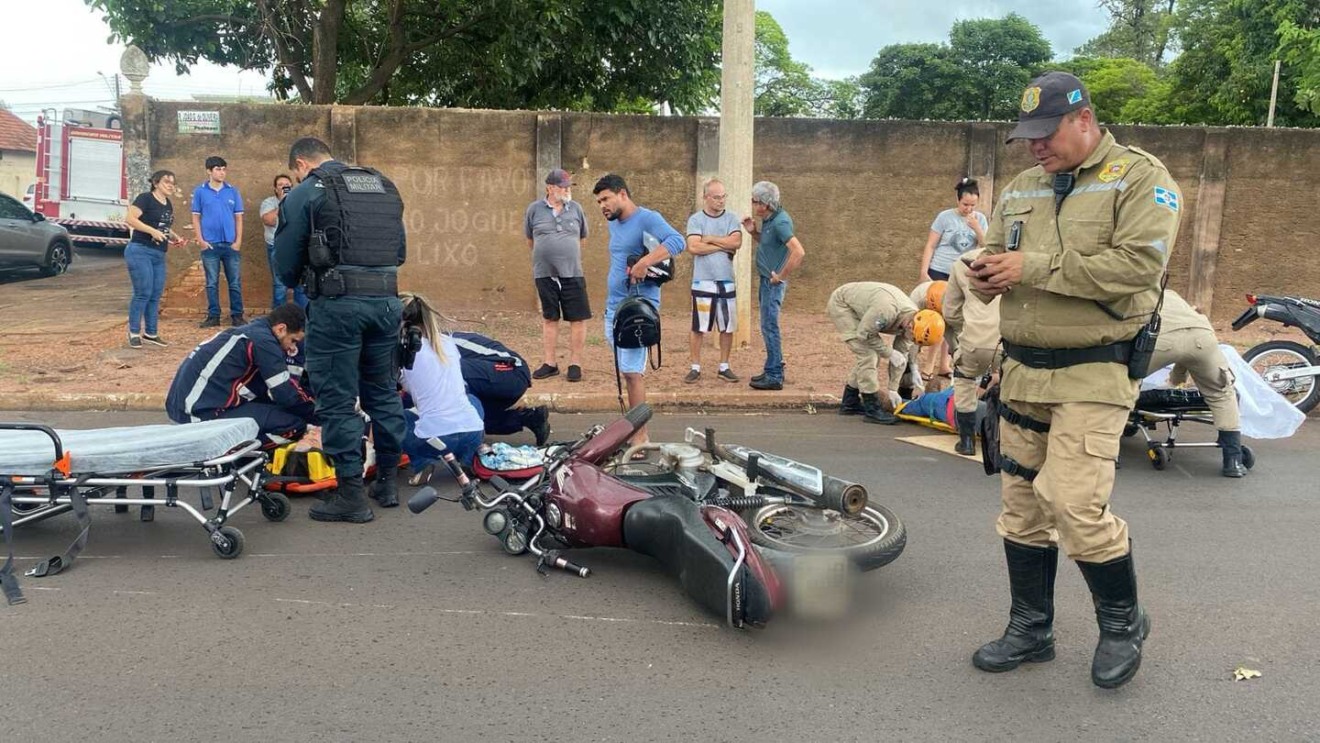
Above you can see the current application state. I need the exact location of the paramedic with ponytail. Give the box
[592,173,685,445]
[393,293,487,495]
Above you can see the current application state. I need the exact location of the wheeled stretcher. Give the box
[1123,388,1255,471]
[0,418,289,605]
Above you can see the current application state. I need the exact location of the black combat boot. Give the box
[369,463,400,508]
[1218,430,1247,478]
[839,385,864,416]
[955,411,977,456]
[860,392,897,425]
[524,405,551,447]
[309,474,375,523]
[973,540,1058,672]
[1077,549,1150,689]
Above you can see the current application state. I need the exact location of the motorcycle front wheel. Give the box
[1244,340,1320,413]
[745,503,906,572]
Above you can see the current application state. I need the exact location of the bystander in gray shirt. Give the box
[260,195,280,245]
[929,208,988,275]
[685,209,741,282]
[525,198,589,279]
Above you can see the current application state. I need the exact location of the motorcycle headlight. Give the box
[545,502,562,528]
[483,509,509,536]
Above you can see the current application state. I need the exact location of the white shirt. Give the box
[400,336,485,439]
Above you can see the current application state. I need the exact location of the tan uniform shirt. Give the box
[1159,289,1213,333]
[945,248,1001,351]
[833,282,918,355]
[976,130,1183,406]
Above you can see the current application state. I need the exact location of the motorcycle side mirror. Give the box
[406,486,463,514]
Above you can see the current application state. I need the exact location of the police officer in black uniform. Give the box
[274,137,408,523]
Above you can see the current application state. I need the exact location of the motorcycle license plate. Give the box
[786,552,853,620]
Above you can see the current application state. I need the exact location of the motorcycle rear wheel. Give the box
[1244,340,1320,413]
[745,503,906,572]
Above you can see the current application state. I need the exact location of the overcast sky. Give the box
[2,0,1110,124]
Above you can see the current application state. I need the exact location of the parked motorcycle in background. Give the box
[1231,293,1320,413]
[408,404,907,629]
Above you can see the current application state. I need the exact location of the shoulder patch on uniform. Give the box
[1097,159,1132,183]
[1153,186,1179,212]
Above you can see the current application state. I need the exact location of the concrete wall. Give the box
[127,96,1320,326]
[0,149,35,200]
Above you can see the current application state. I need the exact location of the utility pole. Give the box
[1267,60,1281,128]
[720,0,755,349]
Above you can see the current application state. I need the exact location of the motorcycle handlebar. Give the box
[407,486,441,514]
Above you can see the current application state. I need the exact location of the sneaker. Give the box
[684,369,701,384]
[230,316,243,327]
[749,377,783,391]
[717,368,740,383]
[127,334,143,349]
[750,372,767,384]
[526,406,552,446]
[566,364,582,383]
[198,316,221,328]
[532,363,559,380]
[142,334,167,348]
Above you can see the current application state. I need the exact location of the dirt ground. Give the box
[0,248,1305,406]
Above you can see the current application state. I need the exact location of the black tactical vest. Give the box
[309,165,405,268]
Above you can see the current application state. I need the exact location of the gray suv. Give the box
[0,193,72,276]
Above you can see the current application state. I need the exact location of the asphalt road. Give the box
[0,409,1316,741]
[0,244,127,335]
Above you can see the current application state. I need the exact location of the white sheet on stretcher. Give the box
[0,418,260,477]
[1141,344,1305,440]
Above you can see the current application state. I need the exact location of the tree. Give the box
[859,14,1051,121]
[1076,0,1179,67]
[85,0,723,113]
[949,14,1054,119]
[1058,56,1166,123]
[752,11,862,119]
[1166,0,1319,126]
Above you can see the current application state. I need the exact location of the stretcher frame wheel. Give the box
[1242,446,1256,471]
[260,492,292,522]
[211,525,245,559]
[1148,446,1169,470]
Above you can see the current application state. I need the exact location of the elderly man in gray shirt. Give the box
[684,177,743,383]
[525,168,591,382]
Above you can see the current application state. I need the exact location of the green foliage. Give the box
[1166,0,1320,126]
[85,0,723,113]
[752,11,862,118]
[1057,56,1167,123]
[1076,0,1179,67]
[860,14,1052,121]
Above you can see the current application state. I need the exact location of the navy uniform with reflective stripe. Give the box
[451,332,535,435]
[273,160,407,480]
[165,318,315,435]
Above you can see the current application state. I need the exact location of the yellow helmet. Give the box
[912,309,946,346]
[926,280,948,313]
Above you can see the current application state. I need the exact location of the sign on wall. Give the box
[177,111,221,135]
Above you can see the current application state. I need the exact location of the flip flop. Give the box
[408,464,435,487]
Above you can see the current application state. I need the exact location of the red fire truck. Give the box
[33,108,131,248]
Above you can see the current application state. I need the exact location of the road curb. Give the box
[0,390,842,414]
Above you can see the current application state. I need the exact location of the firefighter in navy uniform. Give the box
[967,72,1182,688]
[274,137,408,523]
[451,331,552,446]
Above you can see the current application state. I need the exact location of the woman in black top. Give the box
[123,170,186,348]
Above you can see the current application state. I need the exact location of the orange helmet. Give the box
[926,280,948,313]
[912,309,946,346]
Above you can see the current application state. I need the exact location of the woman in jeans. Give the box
[123,170,187,348]
[395,293,487,489]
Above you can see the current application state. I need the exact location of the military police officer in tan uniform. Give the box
[943,248,1001,456]
[1151,289,1246,477]
[828,282,945,425]
[967,72,1181,689]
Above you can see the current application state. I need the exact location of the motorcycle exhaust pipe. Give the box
[821,477,869,516]
[716,444,868,515]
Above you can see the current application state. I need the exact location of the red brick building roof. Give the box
[0,108,38,152]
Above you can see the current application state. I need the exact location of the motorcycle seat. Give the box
[622,495,773,627]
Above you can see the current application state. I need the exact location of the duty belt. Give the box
[340,271,398,297]
[1003,340,1131,369]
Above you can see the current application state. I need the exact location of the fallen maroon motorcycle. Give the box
[408,404,906,628]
